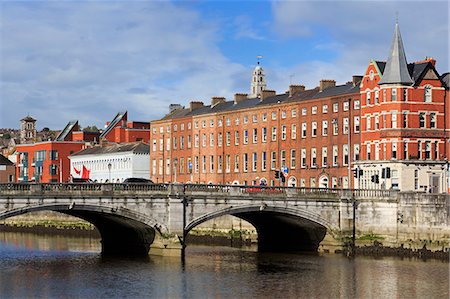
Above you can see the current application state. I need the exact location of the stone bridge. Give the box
[0,183,448,256]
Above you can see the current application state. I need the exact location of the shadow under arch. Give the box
[185,204,339,252]
[0,203,168,256]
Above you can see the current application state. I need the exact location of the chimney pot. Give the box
[233,93,248,105]
[260,90,276,101]
[319,79,336,92]
[288,84,305,97]
[189,101,204,111]
[352,76,363,87]
[211,97,226,107]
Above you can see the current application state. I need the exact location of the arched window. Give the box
[424,85,432,102]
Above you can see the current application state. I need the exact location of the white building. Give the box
[69,142,150,183]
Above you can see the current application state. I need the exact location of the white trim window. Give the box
[322,120,328,136]
[424,85,432,102]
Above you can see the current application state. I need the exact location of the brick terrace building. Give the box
[0,154,15,183]
[150,76,361,188]
[150,23,449,192]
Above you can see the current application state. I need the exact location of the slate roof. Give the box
[55,120,78,141]
[378,23,413,85]
[0,154,13,166]
[71,142,149,156]
[157,82,360,121]
[440,73,449,89]
[100,111,127,139]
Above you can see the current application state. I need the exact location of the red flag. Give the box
[81,165,90,179]
[73,167,81,175]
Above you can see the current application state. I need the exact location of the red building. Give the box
[150,23,449,192]
[100,111,150,143]
[0,154,15,183]
[16,141,86,183]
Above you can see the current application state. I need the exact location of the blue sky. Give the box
[1,0,448,130]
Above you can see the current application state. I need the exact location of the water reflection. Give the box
[0,232,448,299]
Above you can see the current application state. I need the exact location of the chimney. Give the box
[169,104,183,113]
[288,85,305,97]
[261,90,276,101]
[211,96,226,107]
[319,79,336,92]
[352,76,363,87]
[189,101,204,111]
[234,93,248,105]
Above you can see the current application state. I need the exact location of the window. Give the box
[343,101,349,111]
[49,150,58,161]
[49,165,58,176]
[392,142,397,160]
[333,146,338,166]
[235,117,240,125]
[291,109,297,117]
[425,141,431,159]
[262,127,267,142]
[280,150,286,169]
[302,123,307,138]
[187,135,192,148]
[281,111,287,119]
[210,156,214,173]
[354,116,360,132]
[226,118,231,126]
[375,115,379,130]
[430,113,436,128]
[252,153,257,171]
[262,113,267,121]
[166,138,171,151]
[180,158,184,174]
[391,89,397,101]
[310,178,316,188]
[424,85,432,102]
[403,88,407,101]
[403,112,408,128]
[210,133,214,147]
[217,120,222,127]
[291,124,297,139]
[354,100,360,110]
[201,156,206,173]
[218,155,223,173]
[290,149,296,169]
[322,120,328,136]
[343,144,349,165]
[333,103,338,112]
[419,113,426,128]
[271,126,277,141]
[311,148,317,168]
[194,134,199,148]
[202,134,206,147]
[194,121,198,129]
[375,90,379,104]
[312,106,317,114]
[243,115,248,124]
[312,122,317,137]
[152,160,156,176]
[322,105,328,113]
[367,116,371,130]
[392,113,397,128]
[281,125,287,140]
[159,126,164,133]
[366,143,371,160]
[375,142,380,160]
[418,141,422,159]
[243,153,248,172]
[271,151,276,169]
[253,128,258,143]
[262,152,267,171]
[403,142,408,160]
[366,91,371,105]
[243,130,249,144]
[210,120,214,127]
[354,144,360,161]
[302,108,307,116]
[226,132,230,146]
[383,89,386,102]
[414,169,419,190]
[218,132,222,146]
[322,147,328,167]
[301,149,306,168]
[202,120,206,128]
[152,139,157,152]
[173,137,177,149]
[252,115,257,123]
[271,112,277,120]
[434,141,439,159]
[234,131,239,145]
[343,118,349,134]
[181,123,185,131]
[234,155,239,172]
[333,119,338,135]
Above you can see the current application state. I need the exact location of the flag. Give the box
[81,165,90,179]
[73,167,81,175]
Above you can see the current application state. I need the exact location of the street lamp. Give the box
[107,162,112,183]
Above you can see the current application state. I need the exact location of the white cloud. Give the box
[0,1,245,129]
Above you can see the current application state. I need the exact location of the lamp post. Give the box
[107,162,112,183]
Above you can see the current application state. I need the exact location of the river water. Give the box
[0,232,448,299]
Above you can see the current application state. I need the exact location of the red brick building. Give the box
[0,154,15,183]
[100,111,150,143]
[357,23,449,193]
[150,23,449,192]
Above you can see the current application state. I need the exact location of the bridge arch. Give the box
[185,204,339,252]
[0,203,168,256]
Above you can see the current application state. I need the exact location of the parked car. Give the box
[123,177,154,183]
[69,177,94,183]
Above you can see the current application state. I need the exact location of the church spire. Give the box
[378,21,413,85]
[250,56,267,97]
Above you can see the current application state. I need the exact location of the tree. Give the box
[83,125,100,132]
